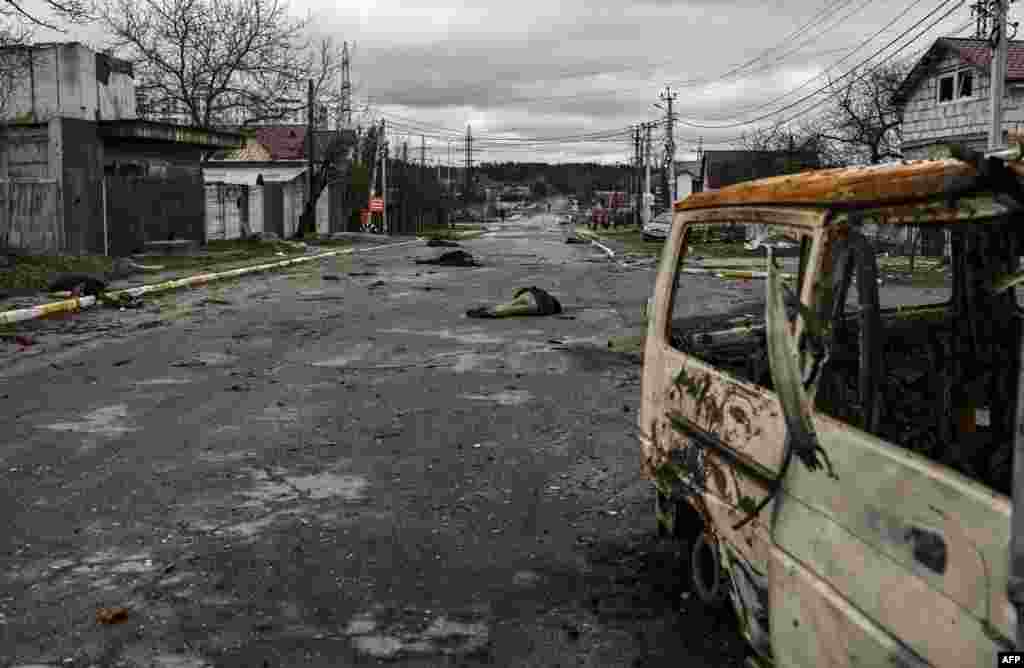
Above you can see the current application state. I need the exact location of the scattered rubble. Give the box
[466,287,562,318]
[47,273,108,296]
[96,607,129,624]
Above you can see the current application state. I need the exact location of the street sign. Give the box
[369,197,384,213]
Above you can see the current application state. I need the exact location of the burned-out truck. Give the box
[639,154,1024,667]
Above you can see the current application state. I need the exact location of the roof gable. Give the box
[893,37,1024,106]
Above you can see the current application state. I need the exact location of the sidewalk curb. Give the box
[0,238,423,326]
[574,229,615,258]
[575,228,794,279]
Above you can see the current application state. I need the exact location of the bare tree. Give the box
[739,119,841,168]
[3,0,90,32]
[821,62,908,165]
[100,0,343,129]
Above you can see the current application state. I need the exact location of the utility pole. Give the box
[305,79,314,234]
[339,41,352,130]
[632,125,640,227]
[464,125,473,208]
[644,122,653,226]
[381,119,388,234]
[989,0,1010,150]
[660,86,678,205]
[447,142,452,196]
[403,141,409,235]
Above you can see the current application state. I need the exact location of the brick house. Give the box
[892,36,1024,159]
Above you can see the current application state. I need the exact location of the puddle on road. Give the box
[379,327,506,345]
[311,342,375,367]
[42,404,138,447]
[451,350,571,375]
[345,609,490,660]
[195,352,238,366]
[284,472,368,501]
[459,390,534,406]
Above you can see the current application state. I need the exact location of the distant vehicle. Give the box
[641,210,672,241]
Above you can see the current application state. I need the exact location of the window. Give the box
[815,220,1022,496]
[937,69,974,103]
[668,222,813,391]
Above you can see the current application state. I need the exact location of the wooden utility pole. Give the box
[989,0,1009,150]
[306,79,314,211]
[660,86,678,204]
[381,119,388,234]
[644,123,652,226]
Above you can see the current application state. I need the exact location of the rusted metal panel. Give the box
[778,413,1014,633]
[675,159,978,213]
[770,544,931,668]
[773,464,1010,666]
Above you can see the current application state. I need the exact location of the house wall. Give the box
[901,49,1024,158]
[103,140,202,178]
[316,184,329,235]
[249,186,264,235]
[205,183,248,240]
[59,117,105,254]
[1,124,51,178]
[3,43,136,123]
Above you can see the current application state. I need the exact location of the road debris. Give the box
[466,287,562,318]
[322,274,341,281]
[1,334,35,346]
[47,273,107,296]
[96,607,129,624]
[348,271,377,277]
[415,250,481,267]
[565,236,586,244]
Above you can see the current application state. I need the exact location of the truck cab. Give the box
[640,156,1024,667]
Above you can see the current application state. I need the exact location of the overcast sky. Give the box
[29,0,1020,164]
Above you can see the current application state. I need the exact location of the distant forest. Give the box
[475,162,633,200]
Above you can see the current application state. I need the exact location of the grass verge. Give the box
[421,225,485,241]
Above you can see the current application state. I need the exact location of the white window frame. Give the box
[937,67,976,104]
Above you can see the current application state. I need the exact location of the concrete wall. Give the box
[901,49,1024,155]
[3,43,136,123]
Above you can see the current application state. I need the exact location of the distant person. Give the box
[500,209,506,221]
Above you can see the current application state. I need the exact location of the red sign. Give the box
[369,198,384,213]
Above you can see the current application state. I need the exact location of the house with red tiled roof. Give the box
[202,125,356,239]
[892,37,1024,158]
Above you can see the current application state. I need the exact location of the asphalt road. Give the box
[0,210,746,667]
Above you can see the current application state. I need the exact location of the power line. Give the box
[678,0,967,146]
[697,0,934,121]
[674,0,964,130]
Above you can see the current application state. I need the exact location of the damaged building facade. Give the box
[0,42,242,255]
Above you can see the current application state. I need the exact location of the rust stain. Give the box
[675,159,977,213]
